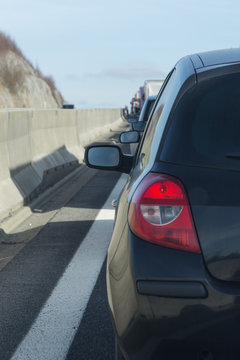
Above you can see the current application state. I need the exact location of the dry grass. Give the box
[0,32,24,58]
[0,32,26,93]
[0,63,24,94]
[0,31,64,104]
[44,75,64,104]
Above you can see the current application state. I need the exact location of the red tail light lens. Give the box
[128,173,201,253]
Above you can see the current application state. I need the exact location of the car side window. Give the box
[135,69,176,170]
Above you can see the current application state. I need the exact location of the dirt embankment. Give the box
[0,32,64,108]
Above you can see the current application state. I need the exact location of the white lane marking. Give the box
[96,208,115,220]
[51,208,115,222]
[10,174,128,360]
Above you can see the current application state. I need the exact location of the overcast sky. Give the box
[0,0,240,108]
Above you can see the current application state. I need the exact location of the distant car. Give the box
[128,95,157,133]
[121,95,157,151]
[85,48,240,359]
[62,104,74,109]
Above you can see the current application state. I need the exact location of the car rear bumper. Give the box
[107,229,240,360]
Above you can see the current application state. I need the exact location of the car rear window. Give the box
[160,73,240,171]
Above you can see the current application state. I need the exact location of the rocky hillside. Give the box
[0,32,64,108]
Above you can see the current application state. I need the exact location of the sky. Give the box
[0,0,240,108]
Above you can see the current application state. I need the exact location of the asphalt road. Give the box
[0,165,127,360]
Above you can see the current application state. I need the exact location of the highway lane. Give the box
[0,166,128,360]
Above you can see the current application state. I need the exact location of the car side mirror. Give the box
[85,145,134,174]
[120,131,140,144]
[132,122,146,132]
[87,146,120,168]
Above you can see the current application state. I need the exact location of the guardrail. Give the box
[0,108,122,221]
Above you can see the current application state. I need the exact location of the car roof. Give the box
[190,48,240,70]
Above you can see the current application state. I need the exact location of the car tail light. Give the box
[128,173,201,253]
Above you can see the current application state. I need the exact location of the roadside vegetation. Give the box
[0,31,64,105]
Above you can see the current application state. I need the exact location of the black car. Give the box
[85,48,240,360]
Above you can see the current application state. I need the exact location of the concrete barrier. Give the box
[0,108,123,222]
